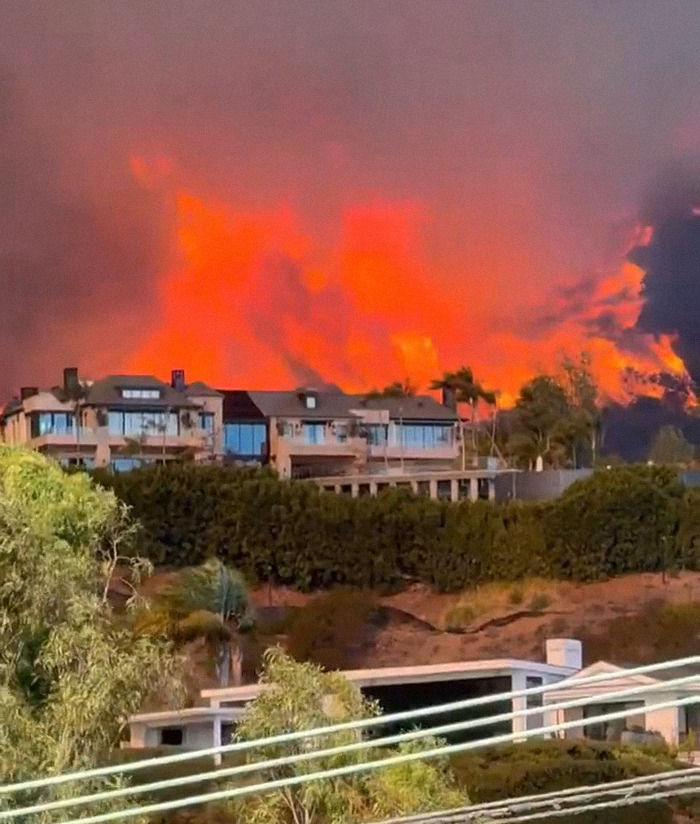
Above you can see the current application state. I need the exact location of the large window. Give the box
[224,422,267,458]
[393,423,454,449]
[303,422,325,445]
[30,412,75,438]
[108,410,179,437]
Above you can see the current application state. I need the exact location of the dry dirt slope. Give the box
[249,571,700,668]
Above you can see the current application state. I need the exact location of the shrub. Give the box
[94,464,696,593]
[529,593,551,613]
[450,739,678,824]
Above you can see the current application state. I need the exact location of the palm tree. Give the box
[431,367,497,469]
[63,380,89,465]
[134,559,255,687]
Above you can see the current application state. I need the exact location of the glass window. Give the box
[200,412,215,432]
[366,425,388,445]
[108,411,179,437]
[30,412,75,438]
[303,422,325,444]
[120,388,161,399]
[392,423,454,449]
[223,422,267,458]
[305,395,317,409]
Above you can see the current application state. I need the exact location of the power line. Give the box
[46,695,700,824]
[369,768,700,823]
[4,673,698,820]
[2,654,697,796]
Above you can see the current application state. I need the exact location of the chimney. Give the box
[442,387,457,411]
[20,387,38,400]
[63,367,79,395]
[545,638,582,670]
[171,369,185,391]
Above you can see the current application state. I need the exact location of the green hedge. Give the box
[94,464,699,592]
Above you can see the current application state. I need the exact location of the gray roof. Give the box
[247,389,355,420]
[352,394,458,422]
[246,389,457,422]
[185,381,222,398]
[84,375,200,409]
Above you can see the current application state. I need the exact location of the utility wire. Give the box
[2,654,697,796]
[3,673,698,820]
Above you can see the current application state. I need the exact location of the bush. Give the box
[95,464,697,592]
[450,739,678,824]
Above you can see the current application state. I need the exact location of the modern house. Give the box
[1,368,223,470]
[219,387,461,479]
[543,660,700,748]
[126,639,583,760]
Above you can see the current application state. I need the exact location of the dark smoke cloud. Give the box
[629,161,700,383]
[3,0,700,396]
[0,68,170,396]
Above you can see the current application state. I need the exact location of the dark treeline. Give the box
[94,464,700,592]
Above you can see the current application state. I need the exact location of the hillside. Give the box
[131,570,700,684]
[250,571,700,668]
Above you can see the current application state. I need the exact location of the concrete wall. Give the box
[495,469,594,502]
[131,720,217,749]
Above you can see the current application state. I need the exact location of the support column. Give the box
[212,701,222,766]
[450,478,459,502]
[369,482,379,496]
[469,477,478,502]
[410,480,418,494]
[351,483,359,498]
[429,479,438,499]
[488,479,496,501]
[511,672,528,742]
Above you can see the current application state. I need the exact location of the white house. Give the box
[543,660,700,747]
[126,639,583,759]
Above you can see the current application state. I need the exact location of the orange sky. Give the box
[123,161,689,405]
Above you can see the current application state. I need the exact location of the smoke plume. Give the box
[630,162,700,385]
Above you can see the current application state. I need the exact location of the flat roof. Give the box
[130,706,244,725]
[202,658,576,703]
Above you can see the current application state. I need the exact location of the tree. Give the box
[559,352,600,468]
[508,375,572,468]
[430,367,497,467]
[0,446,180,794]
[649,425,695,465]
[364,379,418,399]
[232,648,466,824]
[134,558,255,687]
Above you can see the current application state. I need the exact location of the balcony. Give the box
[368,442,459,461]
[277,434,367,457]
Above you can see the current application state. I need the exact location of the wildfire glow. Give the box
[124,158,693,405]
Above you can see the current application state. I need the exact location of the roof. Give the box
[185,381,222,398]
[233,390,458,422]
[352,395,458,422]
[542,660,700,702]
[84,375,201,409]
[202,657,576,703]
[247,389,357,420]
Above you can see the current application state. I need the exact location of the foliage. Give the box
[231,648,466,823]
[649,424,695,465]
[577,599,700,665]
[134,559,255,687]
[430,366,497,459]
[364,379,417,399]
[0,447,180,819]
[543,465,685,580]
[95,463,698,592]
[450,739,678,824]
[285,589,381,671]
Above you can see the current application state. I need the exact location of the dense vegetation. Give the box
[95,463,700,592]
